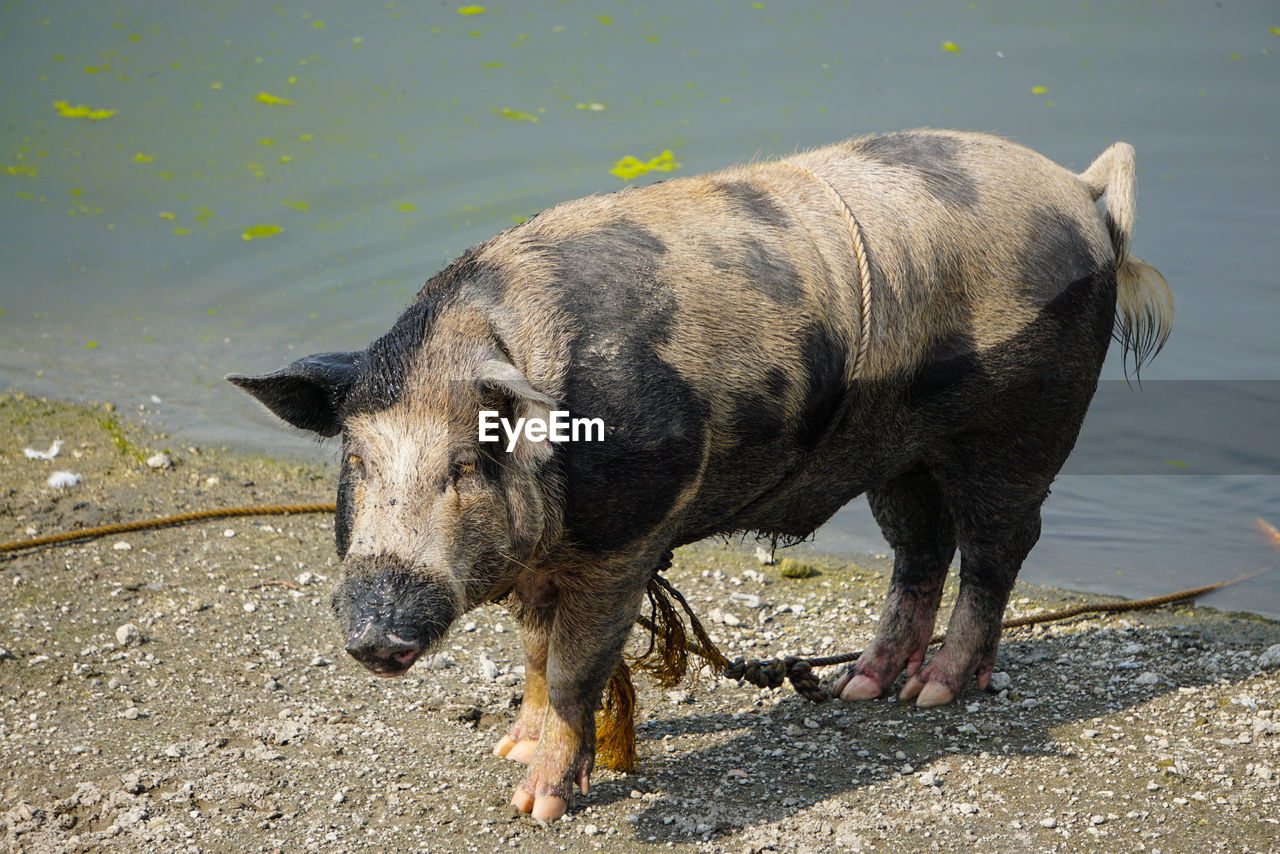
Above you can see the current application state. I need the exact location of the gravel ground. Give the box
[2,392,1279,854]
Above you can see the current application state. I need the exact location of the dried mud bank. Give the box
[2,393,1279,854]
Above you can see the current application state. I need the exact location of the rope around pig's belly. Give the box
[777,161,874,381]
[2,505,1272,773]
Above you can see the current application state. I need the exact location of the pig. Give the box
[228,129,1172,820]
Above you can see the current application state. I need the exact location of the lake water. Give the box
[2,1,1277,616]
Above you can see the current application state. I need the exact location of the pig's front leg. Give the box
[494,598,551,764]
[509,567,648,821]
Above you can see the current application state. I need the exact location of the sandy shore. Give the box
[2,392,1279,853]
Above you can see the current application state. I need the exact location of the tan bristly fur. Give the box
[1079,141,1174,373]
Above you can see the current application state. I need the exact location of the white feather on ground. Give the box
[24,440,63,460]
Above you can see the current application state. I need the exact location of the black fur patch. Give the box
[796,324,849,448]
[907,333,981,408]
[855,132,979,209]
[546,220,707,552]
[715,181,792,229]
[338,251,504,417]
[339,296,441,417]
[334,442,357,558]
[711,237,802,304]
[1014,207,1098,307]
[726,369,790,447]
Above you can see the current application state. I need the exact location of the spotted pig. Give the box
[229,129,1172,820]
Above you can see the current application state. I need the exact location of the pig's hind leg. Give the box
[896,494,1042,708]
[510,564,650,821]
[833,463,956,701]
[899,380,1095,707]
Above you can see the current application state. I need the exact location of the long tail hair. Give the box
[1078,142,1174,377]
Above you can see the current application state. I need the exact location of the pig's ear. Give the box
[475,359,556,467]
[227,352,359,438]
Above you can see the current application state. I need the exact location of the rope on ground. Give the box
[0,503,337,555]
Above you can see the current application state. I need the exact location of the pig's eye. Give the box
[347,454,367,479]
[448,457,477,488]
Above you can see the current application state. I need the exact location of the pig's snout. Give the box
[331,559,458,677]
[344,620,423,677]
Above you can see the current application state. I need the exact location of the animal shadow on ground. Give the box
[574,616,1280,847]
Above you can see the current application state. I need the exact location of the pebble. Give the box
[1040,817,1058,828]
[478,656,499,681]
[123,706,140,720]
[250,745,284,762]
[223,529,236,538]
[753,546,775,565]
[243,601,257,613]
[988,671,1012,691]
[1258,643,1280,668]
[116,804,148,828]
[1136,671,1160,685]
[146,452,172,469]
[115,623,142,647]
[918,770,938,787]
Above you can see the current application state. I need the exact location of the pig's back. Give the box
[470,131,1116,550]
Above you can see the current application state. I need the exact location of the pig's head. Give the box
[228,305,560,677]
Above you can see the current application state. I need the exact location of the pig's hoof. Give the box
[512,786,568,821]
[837,673,884,700]
[493,736,538,764]
[899,675,956,707]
